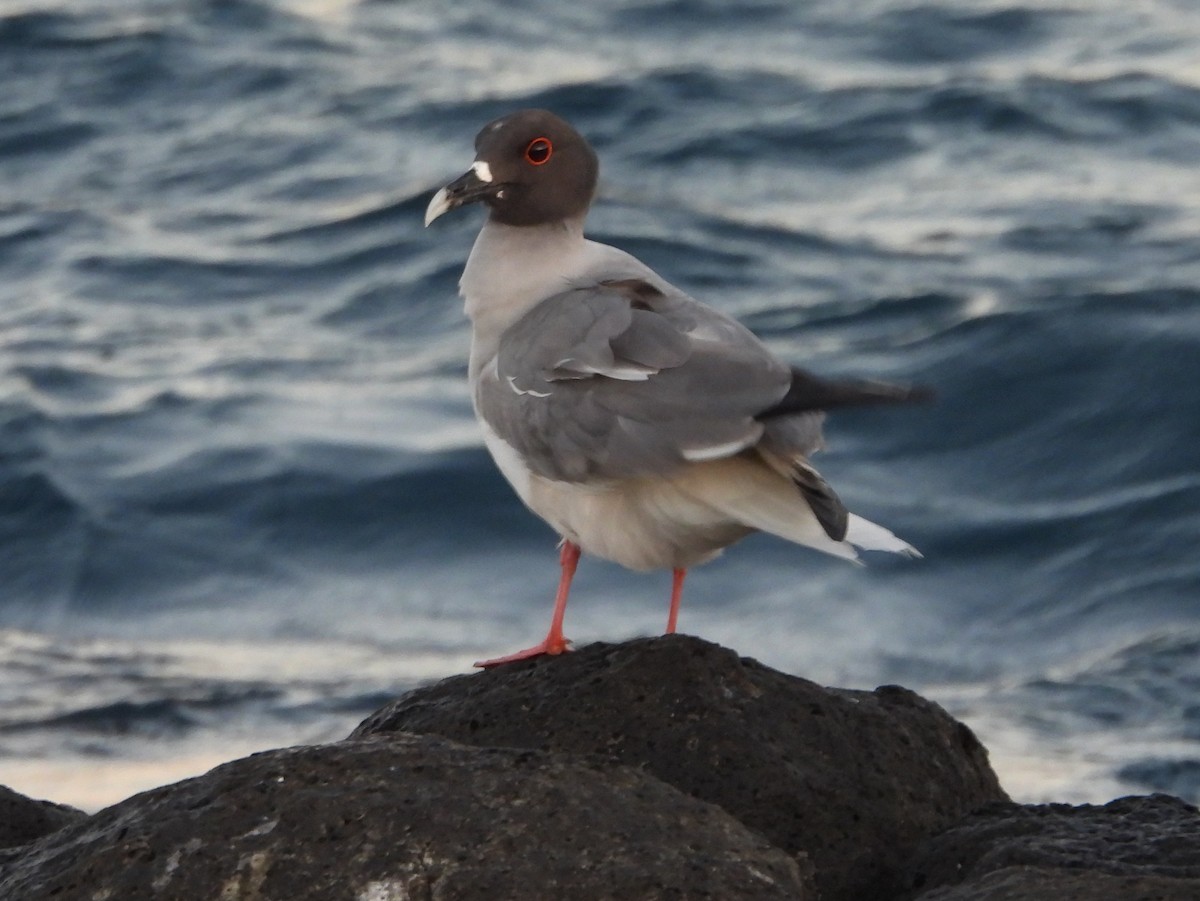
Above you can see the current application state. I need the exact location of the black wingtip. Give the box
[757,368,935,419]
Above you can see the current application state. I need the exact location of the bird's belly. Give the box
[528,466,757,572]
[479,422,758,570]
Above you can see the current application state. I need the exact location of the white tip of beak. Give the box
[424,187,452,227]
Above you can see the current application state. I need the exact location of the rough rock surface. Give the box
[353,634,1008,901]
[8,635,1193,901]
[0,734,810,900]
[903,794,1200,900]
[0,786,86,851]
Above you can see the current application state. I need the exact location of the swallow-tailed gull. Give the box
[425,109,930,668]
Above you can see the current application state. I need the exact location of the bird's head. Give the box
[425,109,599,228]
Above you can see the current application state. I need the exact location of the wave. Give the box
[2,0,1199,810]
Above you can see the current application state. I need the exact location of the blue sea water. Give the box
[1,0,1199,811]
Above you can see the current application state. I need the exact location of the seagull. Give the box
[425,109,931,668]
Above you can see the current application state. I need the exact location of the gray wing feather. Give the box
[480,280,791,482]
[606,309,692,372]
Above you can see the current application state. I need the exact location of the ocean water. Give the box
[2,0,1199,812]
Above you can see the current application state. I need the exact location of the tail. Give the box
[755,424,920,556]
[697,459,919,564]
[845,513,921,557]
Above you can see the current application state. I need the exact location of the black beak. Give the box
[424,165,499,226]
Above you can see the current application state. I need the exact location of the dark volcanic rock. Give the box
[352,634,1008,901]
[0,786,85,850]
[904,794,1200,900]
[0,734,810,901]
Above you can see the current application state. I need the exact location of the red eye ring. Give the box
[524,137,553,165]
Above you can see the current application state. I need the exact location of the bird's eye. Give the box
[524,137,553,165]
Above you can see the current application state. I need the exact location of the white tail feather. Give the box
[692,461,918,563]
[845,514,921,557]
[695,465,861,563]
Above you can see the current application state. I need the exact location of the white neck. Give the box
[461,217,588,375]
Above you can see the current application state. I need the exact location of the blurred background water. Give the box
[1,0,1199,812]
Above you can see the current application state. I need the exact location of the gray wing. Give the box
[477,278,792,483]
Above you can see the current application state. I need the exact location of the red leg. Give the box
[665,567,687,634]
[475,541,581,668]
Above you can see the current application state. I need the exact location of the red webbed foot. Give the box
[474,635,572,668]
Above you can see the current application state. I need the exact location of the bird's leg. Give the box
[541,539,579,651]
[665,567,687,634]
[474,540,580,668]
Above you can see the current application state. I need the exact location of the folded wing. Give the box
[477,279,791,483]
